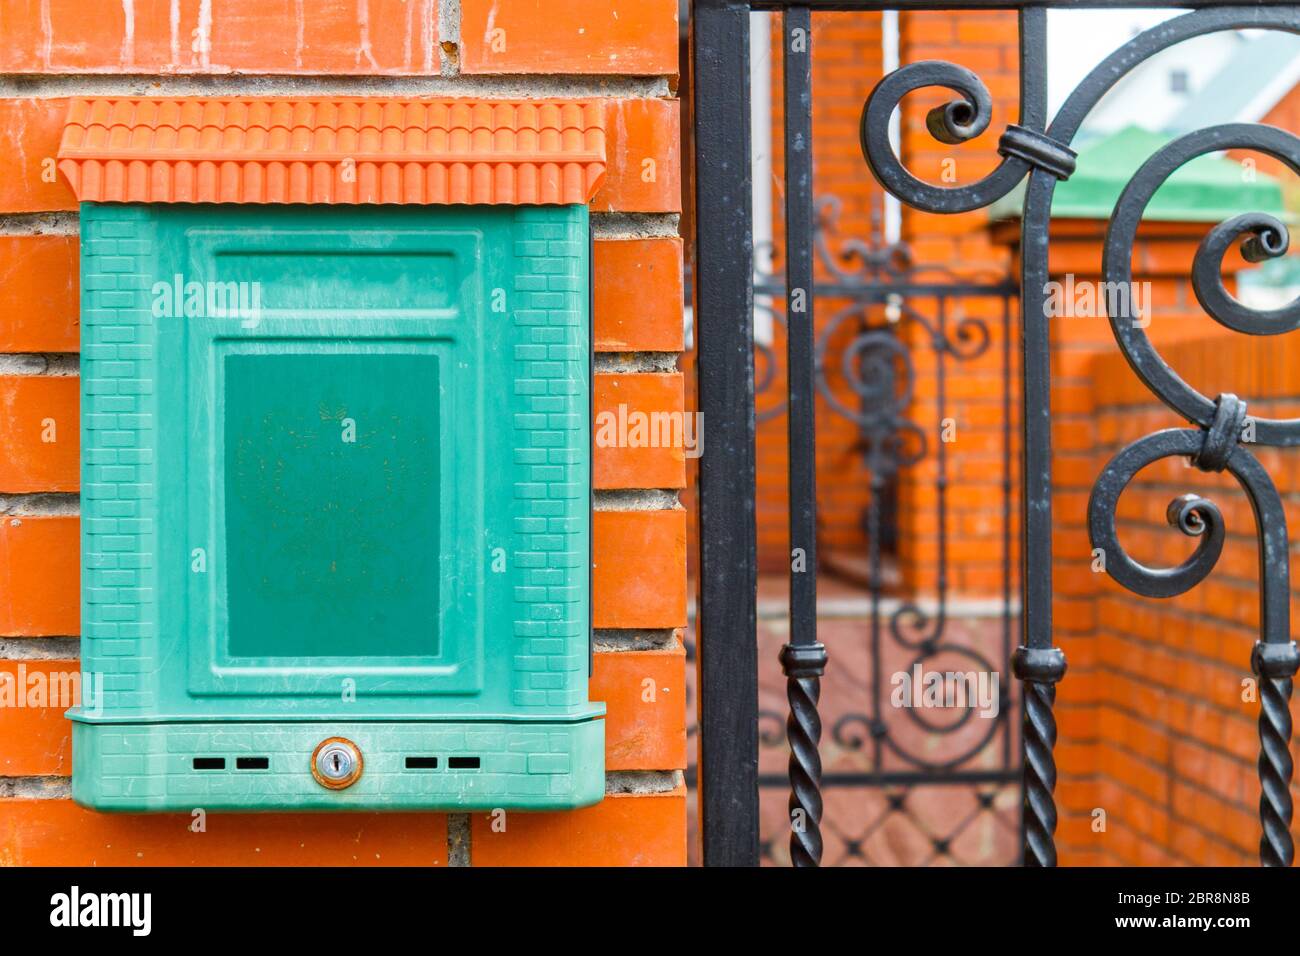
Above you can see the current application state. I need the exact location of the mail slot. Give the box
[58,97,606,811]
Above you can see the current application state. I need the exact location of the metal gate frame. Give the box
[691,0,1300,867]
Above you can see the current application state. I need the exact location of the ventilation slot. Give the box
[192,757,225,771]
[235,756,269,770]
[405,756,439,770]
[448,757,480,770]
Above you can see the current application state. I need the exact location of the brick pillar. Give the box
[748,11,887,574]
[0,0,688,867]
[896,10,1019,600]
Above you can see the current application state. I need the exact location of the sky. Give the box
[1046,7,1182,120]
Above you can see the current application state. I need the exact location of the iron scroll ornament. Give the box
[1089,123,1300,868]
[860,5,1300,866]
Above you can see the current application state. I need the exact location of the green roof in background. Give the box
[987,125,1288,222]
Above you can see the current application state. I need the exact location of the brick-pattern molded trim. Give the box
[510,207,590,709]
[79,205,159,717]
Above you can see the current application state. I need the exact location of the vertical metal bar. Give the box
[1000,292,1014,771]
[935,297,949,617]
[1009,5,1068,868]
[868,456,885,772]
[777,2,828,869]
[692,0,760,868]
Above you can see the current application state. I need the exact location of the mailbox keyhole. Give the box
[312,738,362,790]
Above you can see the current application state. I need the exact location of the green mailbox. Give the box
[58,97,606,811]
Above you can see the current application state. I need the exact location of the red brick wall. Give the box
[750,12,885,573]
[894,11,1022,597]
[0,0,687,867]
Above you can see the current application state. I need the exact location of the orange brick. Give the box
[0,98,71,213]
[0,0,439,74]
[592,644,686,771]
[0,235,79,353]
[592,99,681,214]
[0,660,76,776]
[470,786,686,865]
[953,16,1018,46]
[594,237,683,352]
[0,799,446,865]
[594,373,686,490]
[593,509,686,629]
[0,514,79,636]
[0,376,79,492]
[459,0,677,75]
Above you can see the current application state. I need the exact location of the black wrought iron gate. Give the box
[691,0,1300,868]
[685,195,1022,864]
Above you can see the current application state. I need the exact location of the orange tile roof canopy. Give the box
[57,98,607,206]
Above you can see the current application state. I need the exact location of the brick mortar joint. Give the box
[446,811,471,866]
[0,773,684,800]
[0,211,79,235]
[0,637,81,659]
[592,489,681,511]
[0,776,70,799]
[0,492,679,523]
[590,213,680,240]
[593,352,679,373]
[0,633,677,658]
[40,493,677,522]
[0,73,673,98]
[438,0,462,78]
[0,354,79,375]
[0,213,678,240]
[592,628,680,652]
[606,770,681,795]
[0,492,80,516]
[2,351,683,373]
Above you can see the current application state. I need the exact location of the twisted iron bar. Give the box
[1012,646,1066,867]
[1254,642,1300,866]
[780,642,828,867]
